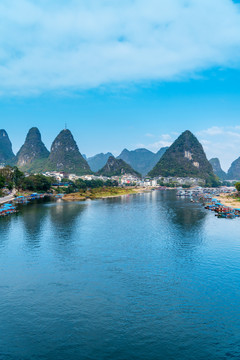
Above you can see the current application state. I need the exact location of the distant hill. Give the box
[88,152,113,172]
[0,129,15,164]
[148,130,217,184]
[117,147,168,176]
[45,129,91,175]
[227,157,240,180]
[209,158,227,180]
[16,127,49,172]
[97,156,141,177]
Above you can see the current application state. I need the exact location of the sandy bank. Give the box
[217,193,240,209]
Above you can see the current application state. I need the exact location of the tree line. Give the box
[0,166,118,195]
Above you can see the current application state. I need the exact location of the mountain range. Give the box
[1,127,240,181]
[87,152,114,172]
[117,147,168,176]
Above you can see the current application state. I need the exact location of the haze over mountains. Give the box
[1,127,240,180]
[117,147,168,176]
[87,153,113,172]
[209,158,227,180]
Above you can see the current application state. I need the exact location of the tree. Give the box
[0,174,5,189]
[235,182,240,193]
[22,175,51,192]
[13,167,25,189]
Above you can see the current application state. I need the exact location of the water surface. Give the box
[1,191,240,360]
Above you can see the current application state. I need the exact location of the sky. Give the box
[1,0,240,171]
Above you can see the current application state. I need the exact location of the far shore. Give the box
[62,187,154,201]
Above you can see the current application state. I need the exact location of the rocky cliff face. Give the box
[16,127,49,172]
[227,157,240,180]
[98,156,141,177]
[87,152,113,172]
[45,129,91,175]
[209,158,227,180]
[117,147,168,176]
[148,130,216,183]
[0,129,15,164]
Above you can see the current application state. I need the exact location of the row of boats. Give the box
[0,193,64,218]
[177,187,239,219]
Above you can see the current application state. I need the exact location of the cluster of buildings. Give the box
[41,171,206,188]
[155,176,204,186]
[42,171,158,187]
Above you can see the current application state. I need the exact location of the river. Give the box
[1,190,240,360]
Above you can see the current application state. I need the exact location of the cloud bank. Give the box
[0,0,240,94]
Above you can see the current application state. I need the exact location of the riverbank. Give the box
[217,193,240,209]
[63,187,152,201]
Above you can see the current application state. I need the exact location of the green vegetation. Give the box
[148,130,219,186]
[62,178,118,194]
[0,166,52,193]
[63,187,137,201]
[98,156,141,178]
[0,174,5,194]
[0,129,15,164]
[235,182,240,193]
[21,175,52,192]
[45,129,91,175]
[15,127,49,172]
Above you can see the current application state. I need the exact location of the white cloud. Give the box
[198,126,240,171]
[145,133,155,138]
[197,126,224,136]
[136,133,173,152]
[0,0,240,94]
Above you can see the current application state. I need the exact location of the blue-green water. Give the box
[1,190,240,360]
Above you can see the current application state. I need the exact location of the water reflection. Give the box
[48,200,88,258]
[0,215,13,248]
[49,200,87,237]
[159,190,207,228]
[20,200,48,248]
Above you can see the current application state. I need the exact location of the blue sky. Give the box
[1,0,240,171]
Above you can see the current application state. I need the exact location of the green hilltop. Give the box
[148,130,218,184]
[44,129,91,175]
[97,156,141,178]
[15,127,50,173]
[0,129,15,164]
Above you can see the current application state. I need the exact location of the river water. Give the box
[1,190,240,360]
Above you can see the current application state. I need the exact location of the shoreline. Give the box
[62,187,153,201]
[217,193,240,209]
